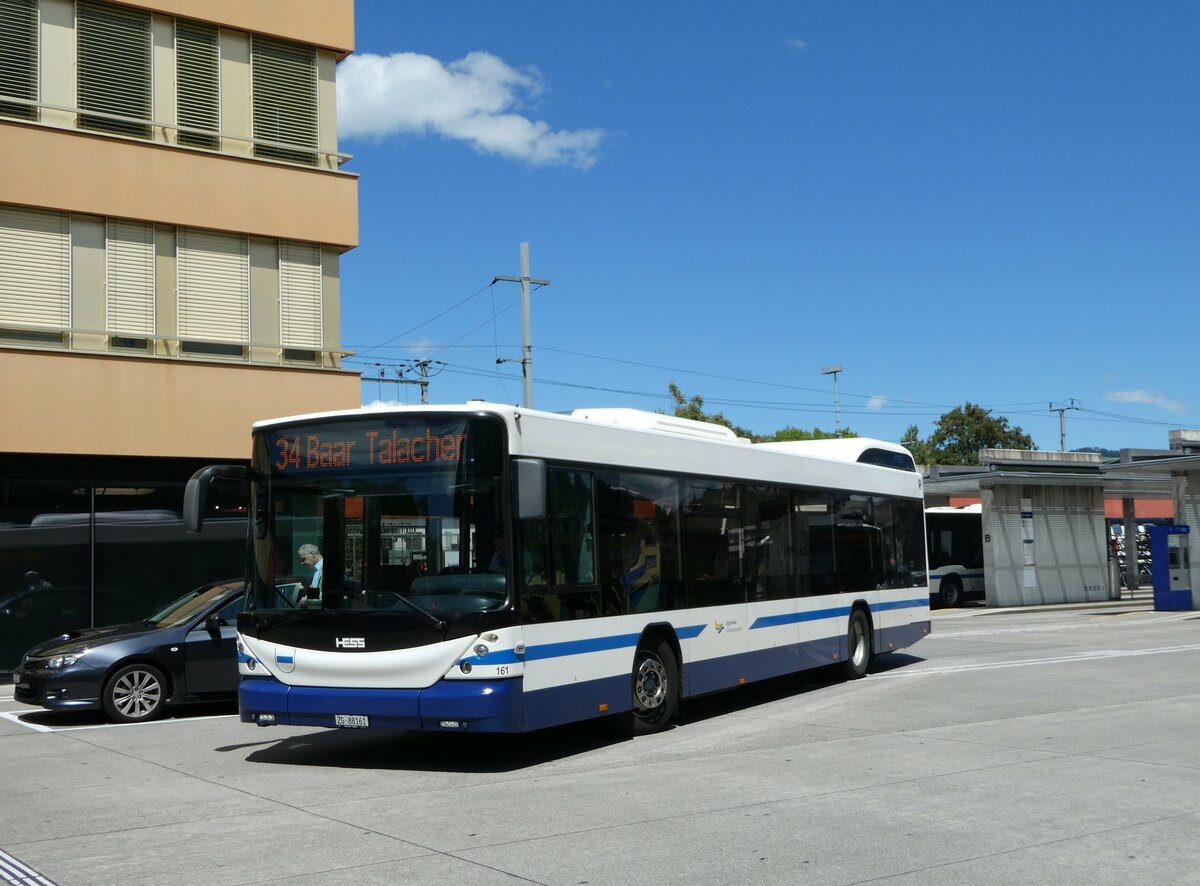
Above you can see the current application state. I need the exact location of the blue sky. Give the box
[335,1,1198,452]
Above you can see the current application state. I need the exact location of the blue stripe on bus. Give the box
[524,632,642,662]
[749,597,927,630]
[521,623,707,663]
[461,622,708,667]
[872,597,930,612]
[750,606,851,630]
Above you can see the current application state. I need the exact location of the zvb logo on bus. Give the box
[335,637,366,649]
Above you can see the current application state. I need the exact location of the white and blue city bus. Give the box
[185,403,930,736]
[925,505,985,608]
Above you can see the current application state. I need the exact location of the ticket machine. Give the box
[1149,525,1193,611]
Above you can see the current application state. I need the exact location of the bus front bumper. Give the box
[238,675,524,733]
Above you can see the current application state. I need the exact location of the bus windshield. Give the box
[246,415,508,618]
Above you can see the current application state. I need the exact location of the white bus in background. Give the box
[926,504,985,607]
[186,403,931,736]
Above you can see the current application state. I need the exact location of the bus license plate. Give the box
[334,714,368,728]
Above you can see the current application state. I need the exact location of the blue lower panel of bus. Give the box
[522,674,630,732]
[239,675,523,732]
[684,635,844,696]
[878,619,930,652]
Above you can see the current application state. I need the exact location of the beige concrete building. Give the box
[0,0,360,666]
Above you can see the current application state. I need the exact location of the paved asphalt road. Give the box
[2,598,1199,886]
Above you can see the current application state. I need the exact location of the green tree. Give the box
[917,402,1034,465]
[900,424,934,464]
[663,385,849,442]
[770,425,856,441]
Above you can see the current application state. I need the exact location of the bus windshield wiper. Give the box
[390,594,447,634]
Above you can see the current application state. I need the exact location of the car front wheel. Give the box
[103,663,168,723]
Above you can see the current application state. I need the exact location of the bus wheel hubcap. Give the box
[634,657,667,711]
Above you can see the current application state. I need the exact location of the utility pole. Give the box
[493,243,551,409]
[1049,399,1080,451]
[821,365,843,437]
[397,360,436,404]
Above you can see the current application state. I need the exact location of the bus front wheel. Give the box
[845,608,873,679]
[939,575,963,608]
[629,637,678,735]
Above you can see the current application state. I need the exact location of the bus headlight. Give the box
[474,644,489,657]
[459,661,473,674]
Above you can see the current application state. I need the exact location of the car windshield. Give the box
[147,584,235,628]
[246,415,509,619]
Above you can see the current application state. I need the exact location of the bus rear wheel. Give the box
[629,637,678,735]
[845,608,872,679]
[939,575,963,608]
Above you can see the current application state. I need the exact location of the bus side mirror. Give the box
[515,459,547,521]
[184,464,248,533]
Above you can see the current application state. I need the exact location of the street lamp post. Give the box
[821,365,842,437]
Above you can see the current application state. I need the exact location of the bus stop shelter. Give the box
[924,449,1173,607]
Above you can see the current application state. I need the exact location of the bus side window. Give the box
[519,468,600,622]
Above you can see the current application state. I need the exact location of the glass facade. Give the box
[0,456,246,669]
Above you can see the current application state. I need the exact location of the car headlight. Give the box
[48,651,86,669]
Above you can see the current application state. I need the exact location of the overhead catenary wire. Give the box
[345,284,1181,438]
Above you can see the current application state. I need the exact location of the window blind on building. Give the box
[280,240,323,349]
[175,19,219,149]
[0,205,70,329]
[0,0,38,121]
[106,219,154,336]
[77,0,151,138]
[251,35,317,165]
[177,228,248,343]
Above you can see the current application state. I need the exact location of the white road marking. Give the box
[930,612,1193,638]
[0,848,58,885]
[870,643,1200,679]
[0,710,236,733]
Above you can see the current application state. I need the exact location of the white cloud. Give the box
[1105,389,1187,415]
[405,337,437,358]
[866,395,888,410]
[785,38,807,53]
[337,51,604,169]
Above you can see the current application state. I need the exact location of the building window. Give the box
[0,0,39,121]
[180,340,244,358]
[251,35,317,165]
[106,219,155,339]
[280,240,322,350]
[175,19,219,149]
[177,227,248,351]
[0,204,70,335]
[77,0,152,139]
[111,336,149,351]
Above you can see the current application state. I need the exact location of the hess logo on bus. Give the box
[335,637,366,649]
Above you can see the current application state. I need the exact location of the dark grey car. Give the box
[12,580,243,722]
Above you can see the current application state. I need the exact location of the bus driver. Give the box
[298,543,323,607]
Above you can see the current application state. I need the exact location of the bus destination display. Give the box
[268,425,469,474]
